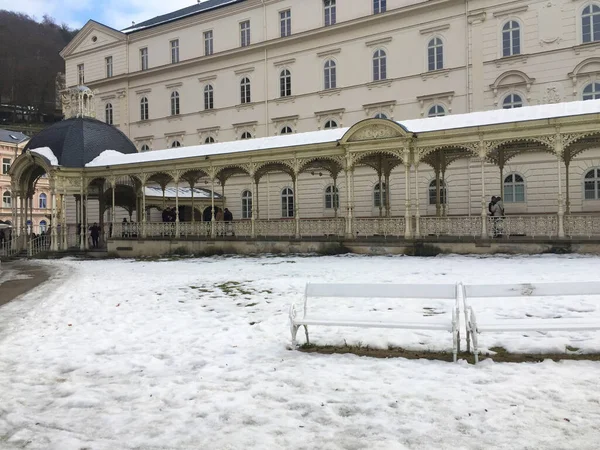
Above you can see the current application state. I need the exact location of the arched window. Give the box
[280,126,293,134]
[428,104,446,117]
[502,21,521,57]
[584,168,600,199]
[204,85,214,110]
[140,97,149,121]
[502,93,523,109]
[241,131,252,140]
[39,193,47,209]
[427,38,443,71]
[105,103,113,125]
[373,49,387,81]
[324,119,338,129]
[240,77,251,104]
[170,91,180,115]
[140,144,150,152]
[280,69,292,97]
[171,140,182,148]
[205,136,215,144]
[281,187,294,218]
[324,0,336,26]
[583,82,600,100]
[374,113,388,119]
[2,191,11,208]
[374,182,387,208]
[582,4,600,43]
[428,180,447,205]
[241,190,252,219]
[503,173,525,203]
[325,185,339,209]
[39,220,47,233]
[324,59,337,90]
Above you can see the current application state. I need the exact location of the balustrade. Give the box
[299,218,345,238]
[354,217,405,238]
[419,216,482,237]
[492,215,558,238]
[565,215,600,238]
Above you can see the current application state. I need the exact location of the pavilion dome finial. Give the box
[61,86,97,119]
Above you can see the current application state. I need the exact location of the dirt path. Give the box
[0,261,50,308]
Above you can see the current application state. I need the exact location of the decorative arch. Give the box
[255,161,295,181]
[339,118,410,145]
[9,151,53,193]
[490,70,535,106]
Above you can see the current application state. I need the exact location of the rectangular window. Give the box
[585,181,597,200]
[373,0,386,14]
[204,30,213,56]
[3,194,10,208]
[105,56,113,78]
[170,39,179,64]
[77,63,84,85]
[2,158,10,175]
[280,9,291,37]
[240,20,250,47]
[140,48,148,71]
[324,0,336,26]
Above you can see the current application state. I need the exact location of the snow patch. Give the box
[30,147,59,166]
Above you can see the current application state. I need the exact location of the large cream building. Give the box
[53,0,600,227]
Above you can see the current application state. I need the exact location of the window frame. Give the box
[77,63,85,85]
[582,4,600,44]
[105,103,113,125]
[427,104,446,117]
[38,193,47,209]
[2,158,11,175]
[204,84,214,110]
[170,39,180,64]
[39,220,47,233]
[171,140,182,148]
[373,0,386,14]
[2,190,12,208]
[373,182,387,208]
[170,91,180,116]
[324,0,336,26]
[324,59,337,90]
[240,77,251,104]
[105,56,113,78]
[583,81,600,100]
[584,168,600,200]
[204,30,214,56]
[372,49,387,81]
[503,173,526,203]
[324,185,340,209]
[502,93,524,109]
[280,9,291,37]
[140,144,150,152]
[140,47,148,71]
[240,20,251,47]
[241,131,252,140]
[279,69,292,97]
[428,179,447,205]
[502,20,521,57]
[281,187,294,218]
[140,97,149,121]
[324,119,338,129]
[241,190,253,219]
[427,37,444,71]
[280,126,293,135]
[204,136,216,144]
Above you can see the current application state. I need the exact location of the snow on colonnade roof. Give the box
[61,99,600,169]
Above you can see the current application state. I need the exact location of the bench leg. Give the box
[291,324,299,347]
[472,331,479,364]
[455,330,460,362]
[304,325,310,345]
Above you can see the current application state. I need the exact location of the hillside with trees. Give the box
[0,10,78,131]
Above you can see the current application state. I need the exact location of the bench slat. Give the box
[306,283,457,299]
[476,319,600,333]
[294,318,452,331]
[465,282,600,299]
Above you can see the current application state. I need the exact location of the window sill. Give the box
[573,41,600,55]
[492,54,528,68]
[199,109,217,116]
[420,68,450,80]
[318,88,341,97]
[167,115,182,122]
[235,102,256,111]
[275,95,296,104]
[367,79,392,89]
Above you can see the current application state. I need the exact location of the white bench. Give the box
[462,282,600,363]
[289,283,461,362]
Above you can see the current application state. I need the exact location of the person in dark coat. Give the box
[89,223,100,248]
[223,208,234,236]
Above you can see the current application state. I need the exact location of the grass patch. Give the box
[216,281,254,297]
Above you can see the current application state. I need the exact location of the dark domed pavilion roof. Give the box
[23,117,138,168]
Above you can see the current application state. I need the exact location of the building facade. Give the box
[0,130,50,233]
[50,0,600,230]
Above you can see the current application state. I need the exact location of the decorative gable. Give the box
[61,20,126,58]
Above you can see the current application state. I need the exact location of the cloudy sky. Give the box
[0,0,205,30]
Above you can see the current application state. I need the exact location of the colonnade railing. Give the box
[107,214,600,240]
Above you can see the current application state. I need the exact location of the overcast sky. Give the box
[0,0,206,30]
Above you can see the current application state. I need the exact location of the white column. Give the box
[61,191,67,250]
[251,175,256,238]
[377,170,383,217]
[293,174,300,239]
[344,168,351,238]
[175,178,180,238]
[191,183,195,225]
[141,184,147,238]
[480,157,488,239]
[404,162,412,239]
[84,193,89,250]
[79,187,85,251]
[333,175,339,219]
[414,163,420,238]
[211,177,216,238]
[557,155,565,238]
[51,191,58,251]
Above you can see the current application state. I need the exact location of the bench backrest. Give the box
[464,281,600,299]
[305,283,457,300]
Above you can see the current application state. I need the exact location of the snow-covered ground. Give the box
[1,254,600,449]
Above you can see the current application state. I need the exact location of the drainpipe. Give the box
[465,0,471,112]
[126,33,131,138]
[262,0,269,136]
